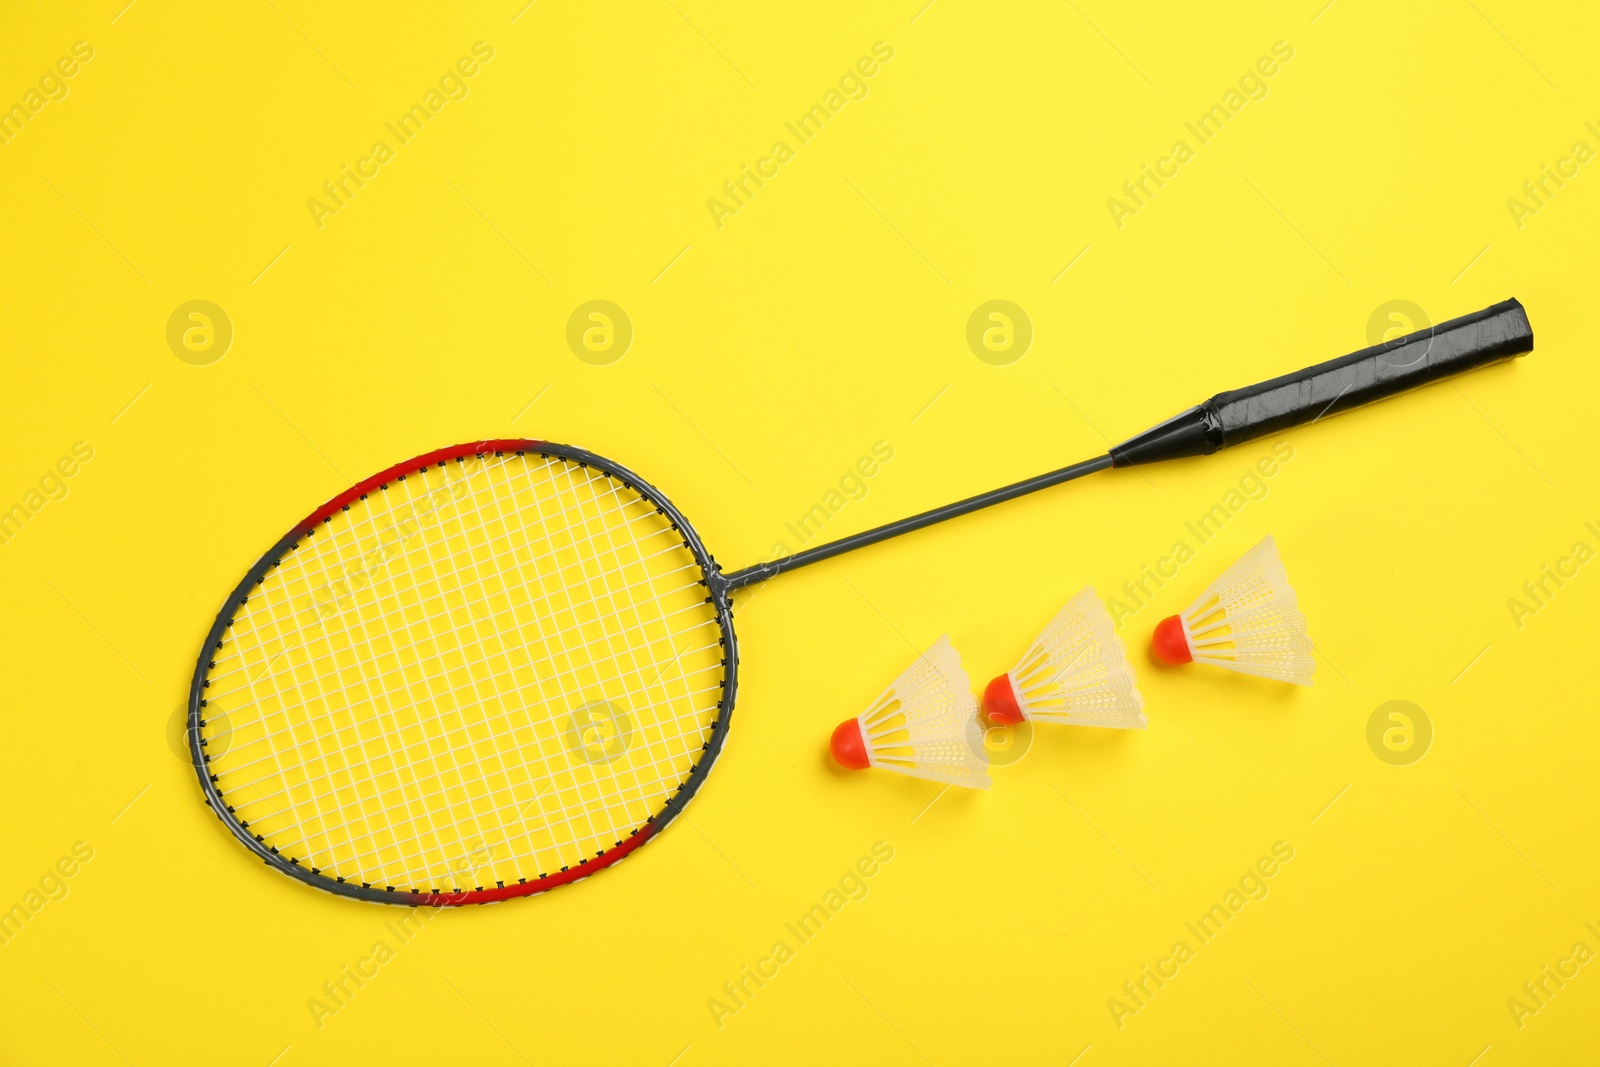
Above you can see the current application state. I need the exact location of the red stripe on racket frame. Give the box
[416,824,659,906]
[292,439,544,537]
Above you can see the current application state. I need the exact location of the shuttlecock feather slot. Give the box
[1151,535,1314,685]
[830,637,990,789]
[982,587,1145,728]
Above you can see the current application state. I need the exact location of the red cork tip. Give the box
[830,718,871,770]
[982,674,1026,726]
[1152,615,1193,664]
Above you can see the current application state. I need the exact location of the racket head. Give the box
[188,440,737,905]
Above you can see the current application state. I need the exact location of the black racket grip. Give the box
[1111,298,1533,466]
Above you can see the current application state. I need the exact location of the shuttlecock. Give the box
[1151,535,1314,685]
[981,587,1145,729]
[829,637,991,789]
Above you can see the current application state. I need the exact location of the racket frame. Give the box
[188,439,739,906]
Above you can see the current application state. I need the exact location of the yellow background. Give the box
[2,0,1597,1063]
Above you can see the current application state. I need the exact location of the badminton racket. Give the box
[189,298,1531,904]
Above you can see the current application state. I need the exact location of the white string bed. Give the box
[201,452,727,891]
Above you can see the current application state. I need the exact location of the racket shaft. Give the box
[718,453,1113,589]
